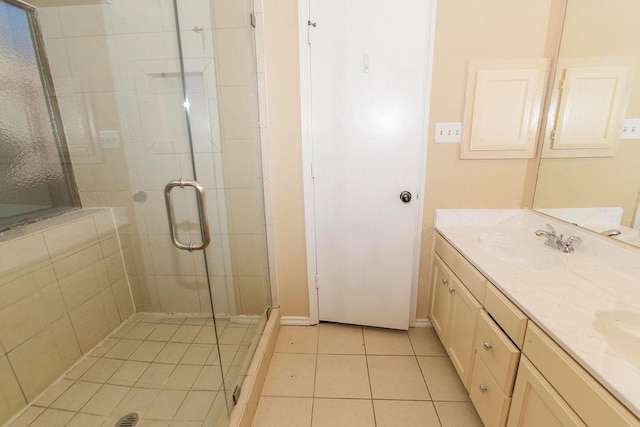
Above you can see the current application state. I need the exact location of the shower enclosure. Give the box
[0,0,271,424]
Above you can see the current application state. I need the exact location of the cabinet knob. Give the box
[442,278,449,285]
[479,384,488,393]
[483,342,493,351]
[448,287,455,294]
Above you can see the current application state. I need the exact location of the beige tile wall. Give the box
[0,209,133,425]
[37,0,271,317]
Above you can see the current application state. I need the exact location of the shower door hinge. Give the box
[250,13,256,28]
[315,274,319,289]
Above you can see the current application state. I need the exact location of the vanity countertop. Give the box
[435,209,640,418]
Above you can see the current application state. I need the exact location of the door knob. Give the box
[399,191,412,203]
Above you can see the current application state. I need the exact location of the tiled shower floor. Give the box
[7,313,259,427]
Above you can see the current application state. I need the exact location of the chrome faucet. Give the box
[600,229,621,237]
[534,224,581,253]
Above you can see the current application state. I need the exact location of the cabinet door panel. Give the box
[507,357,585,427]
[430,255,452,341]
[445,277,482,388]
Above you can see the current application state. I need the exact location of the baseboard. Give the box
[280,316,312,326]
[414,318,433,328]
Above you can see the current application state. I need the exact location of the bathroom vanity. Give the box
[431,209,640,427]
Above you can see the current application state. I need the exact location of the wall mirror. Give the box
[533,0,640,248]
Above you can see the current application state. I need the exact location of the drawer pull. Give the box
[483,342,493,350]
[448,287,455,294]
[442,278,449,285]
[479,384,488,393]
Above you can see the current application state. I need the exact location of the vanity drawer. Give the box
[474,310,520,395]
[484,283,527,348]
[435,233,487,303]
[524,323,640,427]
[469,355,511,427]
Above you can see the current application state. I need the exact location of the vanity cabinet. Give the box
[431,231,640,427]
[430,245,482,388]
[507,357,585,427]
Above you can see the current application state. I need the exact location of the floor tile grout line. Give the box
[360,325,379,427]
[309,322,321,427]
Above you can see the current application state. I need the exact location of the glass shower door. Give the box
[168,0,271,421]
[174,0,271,418]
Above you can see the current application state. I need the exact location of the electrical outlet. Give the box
[435,122,463,143]
[621,119,640,140]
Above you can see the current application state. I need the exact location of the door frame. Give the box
[297,0,438,326]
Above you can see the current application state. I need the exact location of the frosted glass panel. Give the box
[0,0,77,230]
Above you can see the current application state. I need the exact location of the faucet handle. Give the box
[563,235,582,253]
[546,224,557,236]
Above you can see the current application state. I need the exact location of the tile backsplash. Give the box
[0,209,133,424]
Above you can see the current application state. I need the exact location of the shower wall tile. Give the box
[69,293,114,353]
[211,0,250,29]
[233,234,267,277]
[113,34,169,91]
[0,209,134,423]
[148,235,197,276]
[238,276,267,315]
[65,36,121,92]
[0,274,60,351]
[172,30,215,58]
[72,163,96,193]
[215,28,255,86]
[7,325,76,401]
[109,0,165,34]
[176,0,213,30]
[0,355,26,424]
[59,4,112,37]
[228,188,266,234]
[43,38,74,94]
[156,275,201,313]
[37,7,63,40]
[218,85,260,140]
[0,234,50,286]
[113,277,135,318]
[44,216,97,261]
[225,138,262,188]
[133,275,161,312]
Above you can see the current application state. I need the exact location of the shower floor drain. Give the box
[115,413,140,427]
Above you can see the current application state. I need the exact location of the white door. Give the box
[309,0,431,329]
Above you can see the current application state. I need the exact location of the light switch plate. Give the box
[621,118,640,140]
[435,122,463,143]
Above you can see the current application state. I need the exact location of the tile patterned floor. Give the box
[252,324,483,427]
[7,313,259,427]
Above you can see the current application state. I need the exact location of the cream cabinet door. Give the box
[445,278,482,389]
[430,255,453,341]
[507,357,585,427]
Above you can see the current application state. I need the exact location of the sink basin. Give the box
[478,232,563,269]
[594,310,640,367]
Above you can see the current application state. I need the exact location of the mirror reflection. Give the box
[534,0,640,247]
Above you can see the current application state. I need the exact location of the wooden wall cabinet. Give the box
[461,59,549,159]
[541,57,634,158]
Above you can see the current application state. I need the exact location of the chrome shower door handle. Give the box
[164,179,211,251]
